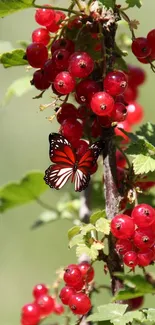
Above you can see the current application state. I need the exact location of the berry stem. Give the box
[120,10,136,40]
[102,127,124,296]
[116,145,131,169]
[34,4,80,15]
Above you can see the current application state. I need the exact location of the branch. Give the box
[102,127,124,297]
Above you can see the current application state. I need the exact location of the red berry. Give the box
[123,251,138,268]
[67,16,82,30]
[131,204,155,228]
[97,115,112,128]
[59,286,76,305]
[69,293,91,315]
[35,5,55,27]
[77,105,88,120]
[75,79,101,105]
[21,303,40,325]
[37,295,55,316]
[137,249,154,267]
[110,214,135,239]
[126,102,143,125]
[91,119,102,138]
[54,71,75,95]
[47,11,66,32]
[128,296,144,311]
[44,59,59,82]
[51,38,75,54]
[26,43,48,68]
[123,86,138,103]
[78,262,95,283]
[64,264,83,287]
[112,102,127,122]
[116,239,133,255]
[54,303,64,315]
[68,52,94,78]
[33,284,49,300]
[132,37,151,58]
[31,69,50,90]
[32,28,50,46]
[116,150,126,168]
[61,118,83,142]
[104,70,128,96]
[133,229,155,250]
[90,91,114,116]
[128,65,146,87]
[75,140,89,159]
[147,29,155,59]
[52,49,71,70]
[57,103,77,124]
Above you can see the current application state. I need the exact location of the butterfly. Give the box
[44,133,103,192]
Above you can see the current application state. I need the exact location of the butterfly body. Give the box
[44,133,103,192]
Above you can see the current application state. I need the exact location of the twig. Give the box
[34,4,80,15]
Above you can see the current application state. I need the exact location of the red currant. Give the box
[112,102,127,122]
[147,29,155,59]
[132,37,151,58]
[116,239,133,255]
[91,119,102,138]
[37,295,55,316]
[54,71,75,95]
[61,118,83,142]
[68,52,94,78]
[78,262,95,283]
[110,214,135,239]
[31,69,50,90]
[32,28,50,46]
[128,65,146,87]
[54,303,64,315]
[35,5,55,27]
[75,140,89,159]
[104,70,128,96]
[33,284,49,300]
[128,296,144,311]
[123,86,138,103]
[77,105,88,120]
[64,264,83,287]
[131,204,155,228]
[123,251,138,268]
[47,11,66,33]
[59,286,76,305]
[44,59,59,82]
[69,293,91,315]
[137,249,154,267]
[126,102,143,125]
[52,49,71,70]
[133,229,155,250]
[75,79,101,105]
[57,103,77,124]
[97,115,112,128]
[51,38,75,54]
[26,43,48,68]
[21,303,40,325]
[90,92,114,116]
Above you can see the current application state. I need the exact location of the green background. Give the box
[0,1,155,324]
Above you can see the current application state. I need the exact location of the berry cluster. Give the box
[26,6,147,166]
[59,262,94,315]
[111,203,155,268]
[132,29,155,65]
[21,283,64,325]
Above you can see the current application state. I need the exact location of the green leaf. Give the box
[147,309,155,322]
[95,218,110,235]
[114,57,128,72]
[87,304,128,322]
[90,210,106,224]
[113,273,155,301]
[1,75,32,107]
[0,49,27,68]
[76,242,101,261]
[125,0,142,8]
[81,224,96,235]
[133,154,155,175]
[0,0,35,17]
[68,226,81,240]
[112,311,144,325]
[31,210,59,229]
[69,234,84,249]
[137,123,155,147]
[0,171,47,212]
[99,0,115,9]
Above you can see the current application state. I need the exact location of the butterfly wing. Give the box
[74,140,104,192]
[49,133,72,161]
[44,164,73,190]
